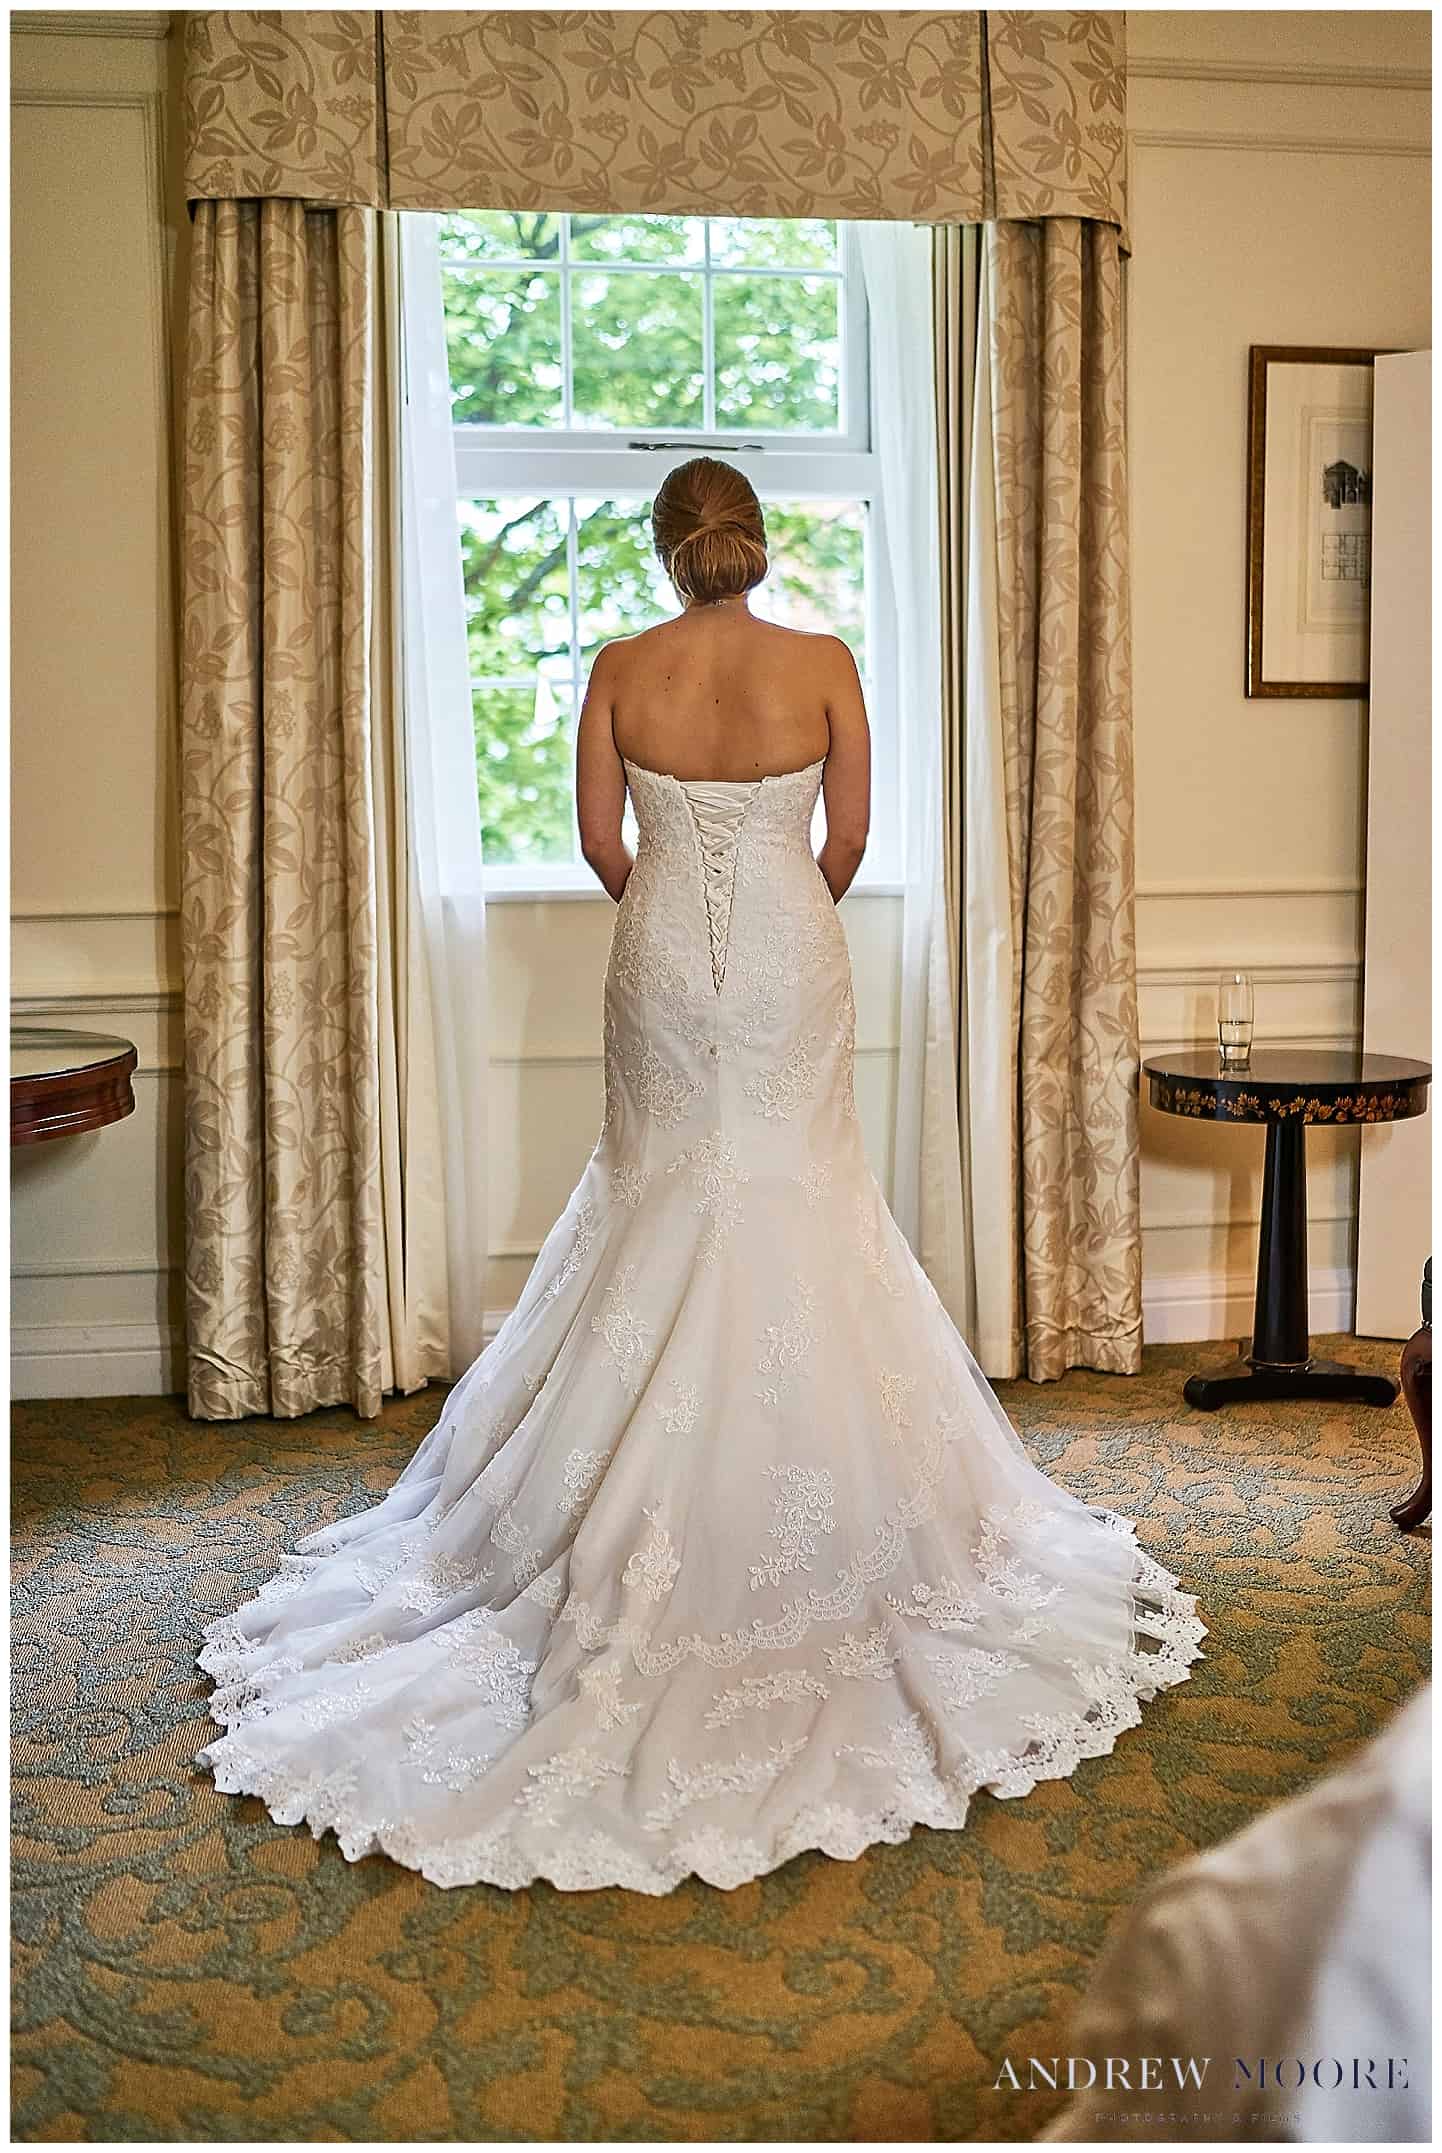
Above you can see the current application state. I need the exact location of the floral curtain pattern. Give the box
[181,11,1129,237]
[985,11,1129,231]
[182,12,385,207]
[180,198,387,1419]
[983,216,1143,1379]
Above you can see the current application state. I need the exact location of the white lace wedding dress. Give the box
[198,753,1206,1893]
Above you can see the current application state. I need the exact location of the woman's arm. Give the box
[575,646,633,902]
[816,638,870,904]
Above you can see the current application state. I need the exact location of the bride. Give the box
[198,456,1205,1894]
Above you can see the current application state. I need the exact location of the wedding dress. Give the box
[198,753,1206,1893]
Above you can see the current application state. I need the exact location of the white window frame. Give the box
[449,221,900,897]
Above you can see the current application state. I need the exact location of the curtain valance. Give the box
[182,10,1128,239]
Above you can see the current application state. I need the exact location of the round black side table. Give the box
[1143,1048,1432,1410]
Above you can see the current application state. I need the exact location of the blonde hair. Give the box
[651,456,768,607]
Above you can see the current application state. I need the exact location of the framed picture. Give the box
[1246,344,1390,697]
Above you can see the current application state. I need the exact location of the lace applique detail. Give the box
[886,1580,983,1633]
[610,1162,651,1209]
[522,1571,564,1612]
[974,1508,1064,1610]
[857,1195,900,1293]
[561,1401,963,1675]
[207,1652,305,1726]
[927,1646,1026,1711]
[515,1745,630,1826]
[668,1133,749,1266]
[326,1630,390,1665]
[704,1669,830,1728]
[798,1161,832,1208]
[438,1611,536,1728]
[669,1826,768,1889]
[490,1503,542,1588]
[577,1657,642,1730]
[644,1738,808,1831]
[878,1370,917,1439]
[403,1713,493,1792]
[398,1553,493,1616]
[750,1464,836,1590]
[622,1507,682,1603]
[744,1037,821,1120]
[840,1711,937,1789]
[825,1625,900,1681]
[294,1679,378,1730]
[756,1276,817,1406]
[544,1199,597,1301]
[655,1382,700,1436]
[355,1546,419,1600]
[559,1448,608,1522]
[618,1035,706,1129]
[591,1264,651,1392]
[255,1555,319,1607]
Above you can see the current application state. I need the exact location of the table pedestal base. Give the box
[1184,1353,1399,1411]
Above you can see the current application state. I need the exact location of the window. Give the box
[439,211,897,892]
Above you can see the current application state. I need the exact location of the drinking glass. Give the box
[1218,971,1254,1067]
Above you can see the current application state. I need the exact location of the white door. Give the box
[1355,350,1431,1338]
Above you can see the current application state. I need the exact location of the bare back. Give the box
[575,598,872,904]
[608,607,834,779]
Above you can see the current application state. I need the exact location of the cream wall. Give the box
[1127,9,1431,1342]
[11,13,188,1395]
[9,11,1431,1397]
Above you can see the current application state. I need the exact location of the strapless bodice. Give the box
[621,756,826,996]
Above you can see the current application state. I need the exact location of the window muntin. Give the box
[440,212,892,889]
[439,212,848,441]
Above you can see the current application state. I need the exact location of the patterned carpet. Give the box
[12,1334,1429,2143]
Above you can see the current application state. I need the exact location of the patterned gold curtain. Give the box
[956,216,1143,1380]
[180,199,387,1418]
[181,11,1129,240]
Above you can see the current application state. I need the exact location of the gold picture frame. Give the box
[1245,343,1391,698]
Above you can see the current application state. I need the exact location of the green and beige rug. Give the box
[12,1335,1429,2141]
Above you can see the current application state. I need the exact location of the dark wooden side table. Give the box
[10,1026,138,1145]
[1143,1048,1432,1410]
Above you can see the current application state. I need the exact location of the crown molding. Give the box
[10,10,173,37]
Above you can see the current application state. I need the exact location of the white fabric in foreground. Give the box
[1042,1683,1432,2143]
[197,753,1203,1894]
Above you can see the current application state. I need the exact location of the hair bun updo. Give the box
[651,456,768,607]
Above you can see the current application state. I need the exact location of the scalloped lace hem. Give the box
[195,1510,1207,1895]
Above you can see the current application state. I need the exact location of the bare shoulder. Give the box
[755,620,860,670]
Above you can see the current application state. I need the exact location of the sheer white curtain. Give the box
[855,224,968,1330]
[374,213,490,1378]
[958,246,1021,1377]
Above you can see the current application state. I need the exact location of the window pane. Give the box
[574,497,671,660]
[571,273,703,430]
[569,213,704,265]
[709,218,838,271]
[438,210,561,265]
[714,275,840,432]
[443,269,561,426]
[755,501,867,670]
[458,498,572,682]
[473,682,576,867]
